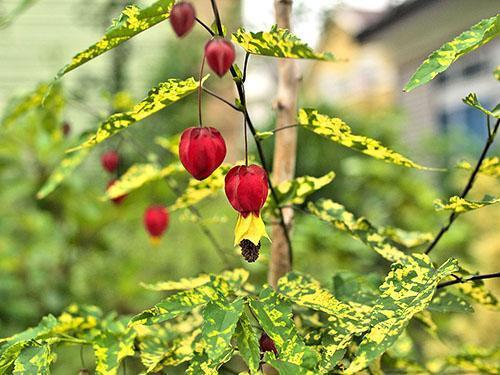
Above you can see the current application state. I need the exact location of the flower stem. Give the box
[198,56,206,127]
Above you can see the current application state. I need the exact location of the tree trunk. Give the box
[268,0,298,288]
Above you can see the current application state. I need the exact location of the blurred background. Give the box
[0,0,499,372]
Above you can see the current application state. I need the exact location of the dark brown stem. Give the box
[425,118,499,255]
[242,52,250,82]
[437,272,500,289]
[244,117,248,166]
[198,56,206,127]
[195,17,215,36]
[202,87,241,112]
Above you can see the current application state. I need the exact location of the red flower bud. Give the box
[259,333,278,356]
[106,179,127,205]
[179,127,226,180]
[62,121,71,136]
[204,38,236,77]
[101,151,119,173]
[224,164,268,217]
[144,205,169,241]
[169,2,196,38]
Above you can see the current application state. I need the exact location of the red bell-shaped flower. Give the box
[144,205,169,244]
[179,127,226,180]
[101,151,119,173]
[224,164,269,218]
[204,38,236,77]
[169,2,196,38]
[259,333,278,357]
[106,179,127,205]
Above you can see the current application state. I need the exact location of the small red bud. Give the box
[169,2,196,38]
[101,151,120,173]
[62,121,71,136]
[259,333,278,356]
[204,38,236,77]
[106,179,127,205]
[179,127,226,180]
[144,205,169,241]
[224,165,269,217]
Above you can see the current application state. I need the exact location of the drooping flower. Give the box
[101,151,119,173]
[224,164,270,262]
[179,127,226,180]
[169,2,196,38]
[259,333,278,357]
[144,205,170,245]
[204,38,236,77]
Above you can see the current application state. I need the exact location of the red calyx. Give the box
[204,38,236,77]
[106,179,127,205]
[259,333,278,356]
[144,205,170,238]
[101,151,119,173]
[224,164,269,217]
[169,2,196,38]
[179,127,227,180]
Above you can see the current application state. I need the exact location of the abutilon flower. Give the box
[259,333,278,357]
[204,38,236,77]
[179,127,226,180]
[169,2,196,38]
[106,179,127,205]
[101,150,119,173]
[224,164,270,262]
[144,205,170,245]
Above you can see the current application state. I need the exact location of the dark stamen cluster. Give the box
[240,239,260,262]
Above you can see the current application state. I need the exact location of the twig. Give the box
[425,118,500,255]
[242,52,250,83]
[198,56,206,126]
[195,17,215,36]
[202,87,241,112]
[437,272,500,289]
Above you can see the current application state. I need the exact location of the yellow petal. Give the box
[234,214,270,246]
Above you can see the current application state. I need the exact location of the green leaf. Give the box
[404,15,500,91]
[255,131,274,141]
[494,66,500,81]
[56,0,175,78]
[200,298,244,362]
[345,256,458,374]
[170,164,230,211]
[308,199,409,263]
[445,346,500,374]
[235,312,260,373]
[463,93,500,118]
[332,271,380,306]
[67,76,207,152]
[380,227,433,248]
[36,148,90,199]
[450,268,500,310]
[232,26,336,61]
[155,133,181,156]
[104,162,182,200]
[130,277,233,326]
[13,345,54,375]
[457,157,500,179]
[265,353,316,375]
[434,195,500,213]
[92,323,136,375]
[249,287,320,369]
[298,108,436,170]
[429,290,474,313]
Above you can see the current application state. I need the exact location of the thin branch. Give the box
[437,272,500,289]
[208,0,294,263]
[202,87,241,112]
[198,56,206,126]
[242,52,250,82]
[195,17,215,36]
[425,118,500,255]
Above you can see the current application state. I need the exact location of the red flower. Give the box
[106,179,127,205]
[224,164,269,217]
[169,2,196,38]
[179,127,226,180]
[204,38,236,77]
[259,333,278,357]
[101,151,119,173]
[144,205,169,242]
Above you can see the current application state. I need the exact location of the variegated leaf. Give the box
[92,323,136,375]
[170,164,230,211]
[249,287,320,369]
[308,199,409,263]
[445,346,500,374]
[265,353,316,375]
[56,0,175,78]
[104,162,182,200]
[67,76,207,152]
[404,15,500,91]
[156,133,181,156]
[380,227,433,248]
[130,277,232,326]
[200,298,244,362]
[345,256,458,374]
[13,345,54,375]
[429,290,474,313]
[37,148,90,199]
[232,25,336,61]
[456,278,499,310]
[494,66,500,81]
[457,157,500,178]
[298,108,435,170]
[463,93,500,118]
[434,195,499,213]
[235,312,260,374]
[186,350,233,375]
